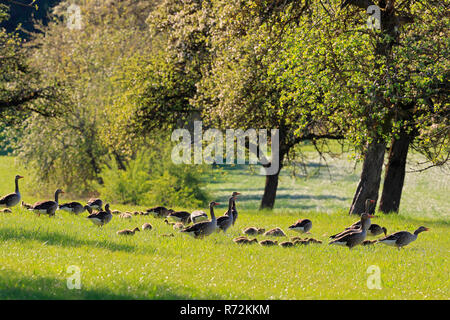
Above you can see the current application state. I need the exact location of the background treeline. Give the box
[0,0,448,212]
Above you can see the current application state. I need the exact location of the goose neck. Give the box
[15,178,20,194]
[210,204,216,221]
[361,218,371,231]
[227,197,233,216]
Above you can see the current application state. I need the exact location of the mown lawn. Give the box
[0,156,449,299]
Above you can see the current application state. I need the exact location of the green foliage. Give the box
[0,4,59,125]
[10,1,157,194]
[97,146,208,207]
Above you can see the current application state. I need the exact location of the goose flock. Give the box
[0,175,430,249]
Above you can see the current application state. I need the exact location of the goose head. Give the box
[414,226,430,235]
[364,199,376,212]
[15,175,24,181]
[54,189,64,202]
[84,205,93,214]
[382,227,387,236]
[360,213,375,230]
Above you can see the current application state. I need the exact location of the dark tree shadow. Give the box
[0,269,222,300]
[0,227,140,253]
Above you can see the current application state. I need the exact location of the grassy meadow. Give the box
[0,155,449,299]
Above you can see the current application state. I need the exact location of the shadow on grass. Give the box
[0,269,216,300]
[0,227,139,253]
[237,194,349,202]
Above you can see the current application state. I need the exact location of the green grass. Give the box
[0,155,449,299]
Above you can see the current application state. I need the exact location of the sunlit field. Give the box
[1,156,449,299]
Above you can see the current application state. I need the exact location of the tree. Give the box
[9,1,156,194]
[337,0,449,213]
[0,4,60,124]
[125,0,343,209]
[197,1,345,209]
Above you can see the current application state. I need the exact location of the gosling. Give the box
[142,223,153,231]
[263,228,286,237]
[259,239,278,246]
[233,236,258,245]
[116,227,140,235]
[243,227,265,236]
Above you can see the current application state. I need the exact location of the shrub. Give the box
[98,146,208,207]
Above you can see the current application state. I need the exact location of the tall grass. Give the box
[0,155,448,299]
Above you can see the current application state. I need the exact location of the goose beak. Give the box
[18,176,24,179]
[425,227,430,231]
[367,214,376,218]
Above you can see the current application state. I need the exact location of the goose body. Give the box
[87,198,103,211]
[264,228,286,237]
[217,194,239,233]
[147,206,172,218]
[288,219,312,233]
[190,210,208,224]
[164,219,184,230]
[30,189,64,216]
[230,191,240,225]
[243,227,265,236]
[117,227,140,235]
[87,203,113,226]
[329,213,374,248]
[367,224,387,237]
[167,211,192,224]
[233,236,258,245]
[142,223,153,231]
[293,239,309,245]
[362,240,377,246]
[0,175,23,208]
[377,227,429,249]
[181,202,219,238]
[59,202,91,215]
[279,241,295,247]
[259,239,278,246]
[330,199,375,239]
[21,201,32,209]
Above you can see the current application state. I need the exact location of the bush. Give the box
[98,146,208,208]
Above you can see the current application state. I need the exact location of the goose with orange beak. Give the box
[217,192,240,233]
[181,201,220,238]
[329,213,375,249]
[330,199,376,239]
[30,189,64,217]
[377,226,430,249]
[0,175,24,208]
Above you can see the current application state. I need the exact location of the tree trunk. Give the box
[379,130,414,213]
[260,152,285,210]
[349,141,386,215]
